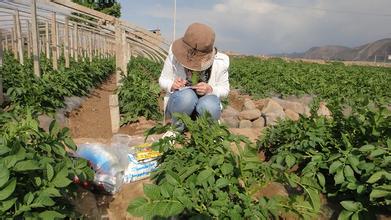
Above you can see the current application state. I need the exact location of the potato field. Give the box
[0,0,390,220]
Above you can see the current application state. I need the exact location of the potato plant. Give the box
[128,114,321,219]
[229,56,391,106]
[1,52,115,113]
[258,102,391,219]
[0,109,94,218]
[117,57,163,124]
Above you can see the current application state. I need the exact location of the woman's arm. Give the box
[159,50,175,93]
[210,54,230,98]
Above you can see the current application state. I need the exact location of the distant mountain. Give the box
[274,38,391,61]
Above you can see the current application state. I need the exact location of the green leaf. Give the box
[344,165,355,180]
[334,169,345,185]
[221,163,233,175]
[215,177,229,188]
[34,177,42,187]
[351,212,359,220]
[306,187,321,211]
[127,197,149,216]
[51,168,72,188]
[285,154,296,168]
[347,156,359,168]
[46,164,54,181]
[316,172,326,188]
[154,200,184,217]
[369,149,386,158]
[0,198,17,212]
[13,160,41,171]
[356,185,365,194]
[367,171,385,184]
[165,171,181,186]
[370,189,390,200]
[0,164,10,188]
[32,195,55,207]
[1,148,26,169]
[49,120,60,137]
[329,161,342,174]
[64,137,77,151]
[159,183,171,198]
[38,210,65,219]
[0,178,16,200]
[75,159,87,169]
[144,184,161,200]
[179,164,200,181]
[0,146,11,156]
[338,210,353,220]
[24,192,35,205]
[41,187,62,197]
[358,144,375,152]
[340,201,360,212]
[196,169,213,185]
[52,144,66,157]
[52,176,72,188]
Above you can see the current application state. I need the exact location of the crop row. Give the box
[121,56,390,219]
[0,52,114,218]
[2,52,114,114]
[117,57,163,124]
[230,57,391,106]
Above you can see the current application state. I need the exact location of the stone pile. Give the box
[221,94,331,129]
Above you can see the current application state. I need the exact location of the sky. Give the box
[119,0,391,55]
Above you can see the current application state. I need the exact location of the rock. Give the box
[221,106,240,118]
[342,105,352,117]
[285,95,314,106]
[38,115,54,132]
[284,109,300,121]
[317,102,332,119]
[229,128,262,143]
[221,117,239,128]
[239,109,261,120]
[262,99,284,114]
[239,120,252,128]
[55,109,69,127]
[227,90,248,111]
[252,117,265,128]
[271,97,310,116]
[262,100,285,125]
[253,99,268,111]
[64,96,85,113]
[243,98,256,110]
[253,182,288,199]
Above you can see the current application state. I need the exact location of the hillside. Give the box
[279,38,391,61]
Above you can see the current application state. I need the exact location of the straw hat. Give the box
[172,23,216,71]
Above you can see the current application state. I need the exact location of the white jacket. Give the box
[159,46,230,98]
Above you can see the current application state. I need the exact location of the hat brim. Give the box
[172,38,215,71]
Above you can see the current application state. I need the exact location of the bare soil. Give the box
[68,75,116,139]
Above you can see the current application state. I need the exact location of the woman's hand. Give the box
[171,78,187,91]
[193,82,213,95]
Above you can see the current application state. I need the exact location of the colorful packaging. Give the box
[123,153,158,183]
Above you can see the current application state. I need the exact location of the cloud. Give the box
[131,0,391,54]
[214,0,279,14]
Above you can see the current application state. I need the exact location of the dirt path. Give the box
[68,75,156,219]
[69,74,116,139]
